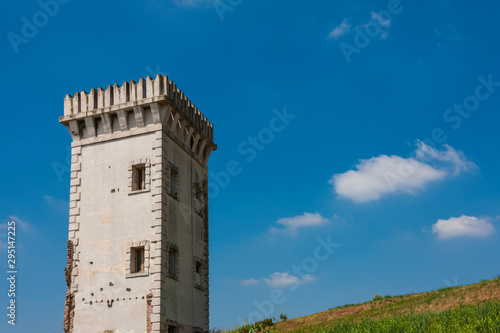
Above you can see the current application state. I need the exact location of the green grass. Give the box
[228,276,500,333]
[291,302,500,333]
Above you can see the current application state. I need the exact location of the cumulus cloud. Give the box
[269,212,329,236]
[263,272,316,288]
[329,19,351,39]
[432,215,495,240]
[241,278,260,286]
[330,141,477,203]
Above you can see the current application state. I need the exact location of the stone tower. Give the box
[59,75,216,333]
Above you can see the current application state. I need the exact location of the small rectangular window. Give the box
[195,261,202,274]
[170,168,178,196]
[168,326,177,333]
[133,247,144,273]
[133,165,146,191]
[169,248,178,278]
[137,168,145,190]
[195,185,203,201]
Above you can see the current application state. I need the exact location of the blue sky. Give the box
[2,0,500,331]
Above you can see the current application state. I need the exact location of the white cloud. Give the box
[330,141,477,203]
[415,143,477,175]
[329,11,396,42]
[0,217,34,248]
[329,19,351,39]
[269,212,329,236]
[241,278,260,286]
[169,0,212,7]
[1,216,33,232]
[263,272,316,288]
[432,216,495,240]
[45,195,69,212]
[371,11,391,28]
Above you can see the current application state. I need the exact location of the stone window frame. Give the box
[167,243,179,281]
[167,163,180,200]
[192,181,205,217]
[193,256,204,291]
[166,320,179,333]
[125,240,150,278]
[128,158,151,195]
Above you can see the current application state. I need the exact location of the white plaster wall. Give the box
[73,132,156,333]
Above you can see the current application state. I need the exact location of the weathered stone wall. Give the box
[159,129,209,330]
[63,240,74,333]
[71,132,156,333]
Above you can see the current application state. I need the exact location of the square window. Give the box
[132,247,145,273]
[168,326,177,333]
[132,165,146,191]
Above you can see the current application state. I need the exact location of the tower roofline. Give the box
[59,74,215,144]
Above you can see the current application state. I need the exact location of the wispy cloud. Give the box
[414,142,476,175]
[241,272,316,288]
[45,195,69,212]
[240,278,260,287]
[168,0,213,7]
[269,212,330,236]
[432,216,495,240]
[330,141,477,203]
[263,272,316,288]
[0,217,34,248]
[329,11,393,41]
[329,19,351,39]
[371,11,391,28]
[434,22,462,42]
[1,216,34,232]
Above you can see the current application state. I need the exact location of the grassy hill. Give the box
[231,275,500,333]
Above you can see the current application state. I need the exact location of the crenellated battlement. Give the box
[60,74,214,143]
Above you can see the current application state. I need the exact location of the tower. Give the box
[59,75,216,333]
